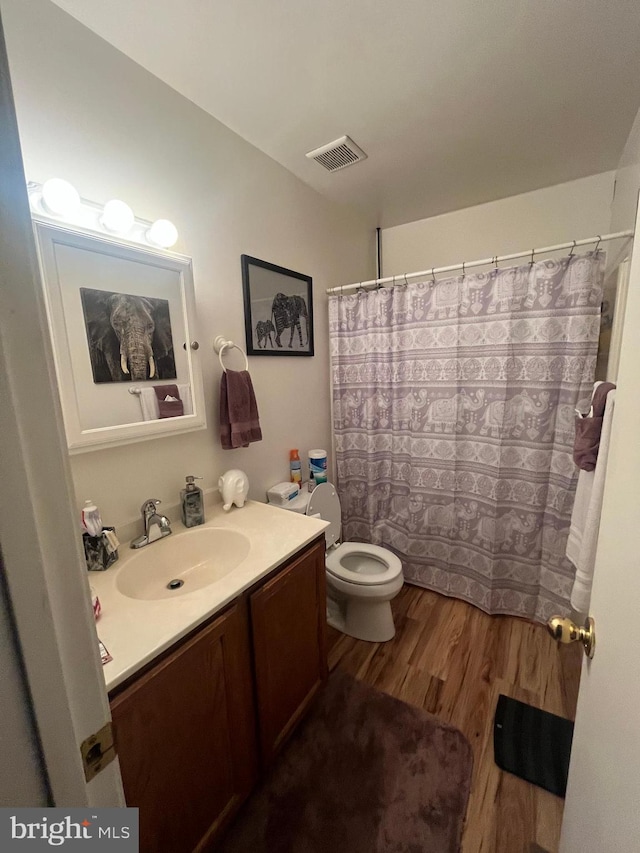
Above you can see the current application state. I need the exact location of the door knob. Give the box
[546,615,596,659]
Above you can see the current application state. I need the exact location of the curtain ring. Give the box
[529,248,535,267]
[431,267,436,286]
[594,235,602,256]
[461,261,466,279]
[568,240,576,258]
[404,273,409,287]
[493,255,499,274]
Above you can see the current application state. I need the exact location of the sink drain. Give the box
[167,579,184,590]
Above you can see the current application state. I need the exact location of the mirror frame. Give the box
[33,219,207,453]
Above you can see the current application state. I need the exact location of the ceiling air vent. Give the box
[306,136,367,172]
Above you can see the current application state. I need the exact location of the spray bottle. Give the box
[289,449,302,489]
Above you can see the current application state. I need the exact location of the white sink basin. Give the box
[116,527,251,600]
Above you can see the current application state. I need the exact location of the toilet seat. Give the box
[307,483,341,548]
[326,542,402,586]
[306,484,402,587]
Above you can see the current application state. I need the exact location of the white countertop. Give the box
[91,500,328,692]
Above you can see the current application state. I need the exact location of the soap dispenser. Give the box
[181,475,204,528]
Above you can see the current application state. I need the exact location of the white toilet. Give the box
[273,483,404,642]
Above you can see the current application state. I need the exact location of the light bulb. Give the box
[41,178,81,218]
[101,199,135,233]
[147,219,178,248]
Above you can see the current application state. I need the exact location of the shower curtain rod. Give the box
[326,229,634,294]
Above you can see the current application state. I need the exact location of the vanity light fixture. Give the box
[147,219,179,249]
[41,178,81,218]
[27,179,179,251]
[101,199,135,234]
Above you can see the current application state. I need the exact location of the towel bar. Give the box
[213,335,249,373]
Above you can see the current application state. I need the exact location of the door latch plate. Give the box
[80,722,116,782]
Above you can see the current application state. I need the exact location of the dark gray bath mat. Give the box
[219,671,473,853]
[494,694,574,797]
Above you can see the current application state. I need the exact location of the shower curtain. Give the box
[329,253,604,622]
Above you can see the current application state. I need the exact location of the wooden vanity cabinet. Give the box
[250,537,327,767]
[110,598,258,853]
[110,536,327,852]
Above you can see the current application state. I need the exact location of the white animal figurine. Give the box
[218,469,250,512]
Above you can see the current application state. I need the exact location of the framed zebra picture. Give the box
[241,255,314,356]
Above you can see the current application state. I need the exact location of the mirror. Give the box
[34,220,206,453]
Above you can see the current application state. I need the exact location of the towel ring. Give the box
[213,335,249,373]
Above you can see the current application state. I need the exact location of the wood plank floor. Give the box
[327,584,582,853]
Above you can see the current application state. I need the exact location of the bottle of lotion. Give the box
[180,476,205,527]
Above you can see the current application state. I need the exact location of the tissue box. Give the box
[267,482,300,506]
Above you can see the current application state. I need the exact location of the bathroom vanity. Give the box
[92,501,328,852]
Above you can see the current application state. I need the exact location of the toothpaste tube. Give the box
[82,500,103,537]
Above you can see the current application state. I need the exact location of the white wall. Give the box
[1,0,373,531]
[610,106,640,247]
[381,172,615,277]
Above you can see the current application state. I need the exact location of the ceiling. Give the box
[51,0,640,228]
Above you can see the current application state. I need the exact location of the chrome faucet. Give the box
[131,499,172,549]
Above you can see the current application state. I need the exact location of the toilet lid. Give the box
[326,542,403,586]
[306,483,341,548]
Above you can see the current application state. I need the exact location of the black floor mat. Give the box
[493,694,574,797]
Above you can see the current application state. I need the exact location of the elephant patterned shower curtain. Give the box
[329,253,604,622]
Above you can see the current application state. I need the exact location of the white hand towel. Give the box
[138,384,193,421]
[567,388,616,613]
[179,383,193,416]
[138,388,159,421]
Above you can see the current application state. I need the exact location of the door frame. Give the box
[0,12,124,807]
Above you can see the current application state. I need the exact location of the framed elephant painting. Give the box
[33,220,207,453]
[79,288,177,384]
[241,255,314,356]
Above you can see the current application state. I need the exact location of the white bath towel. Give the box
[567,387,616,613]
[138,384,193,421]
